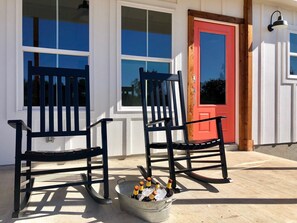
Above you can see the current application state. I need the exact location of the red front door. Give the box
[190,21,235,143]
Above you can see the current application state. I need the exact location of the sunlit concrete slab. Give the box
[1,151,297,223]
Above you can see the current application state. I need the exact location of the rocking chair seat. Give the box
[150,138,221,150]
[22,147,101,162]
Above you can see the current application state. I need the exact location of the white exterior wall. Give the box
[0,0,244,165]
[253,1,297,145]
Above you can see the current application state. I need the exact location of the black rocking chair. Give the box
[8,61,112,218]
[138,68,231,191]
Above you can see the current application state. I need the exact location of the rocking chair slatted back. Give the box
[140,68,187,133]
[27,61,90,138]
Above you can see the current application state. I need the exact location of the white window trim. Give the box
[16,0,94,112]
[287,30,297,81]
[116,1,175,113]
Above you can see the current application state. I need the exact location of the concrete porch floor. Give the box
[1,151,297,223]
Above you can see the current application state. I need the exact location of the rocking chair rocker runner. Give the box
[8,61,112,218]
[138,68,231,191]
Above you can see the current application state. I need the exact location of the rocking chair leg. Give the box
[13,160,21,218]
[144,133,152,177]
[185,150,192,170]
[102,149,109,199]
[216,118,229,180]
[219,143,228,179]
[167,148,177,189]
[101,121,109,199]
[81,174,112,204]
[13,124,23,218]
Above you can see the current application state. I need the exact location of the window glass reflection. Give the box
[121,60,145,106]
[147,62,170,73]
[148,11,171,58]
[290,33,297,53]
[23,0,89,51]
[290,56,297,75]
[23,0,56,48]
[24,52,88,106]
[122,6,146,56]
[200,32,226,105]
[59,0,89,51]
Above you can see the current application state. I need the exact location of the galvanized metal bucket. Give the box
[115,180,175,222]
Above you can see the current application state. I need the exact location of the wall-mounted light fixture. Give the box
[267,10,288,32]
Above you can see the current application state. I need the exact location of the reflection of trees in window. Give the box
[200,79,225,104]
[122,78,141,106]
[200,63,226,105]
[24,77,86,106]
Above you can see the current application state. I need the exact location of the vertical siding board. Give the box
[252,3,261,145]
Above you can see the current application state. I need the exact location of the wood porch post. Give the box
[239,0,254,151]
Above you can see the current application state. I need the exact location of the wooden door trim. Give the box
[187,6,253,151]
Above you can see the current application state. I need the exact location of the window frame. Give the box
[287,30,297,80]
[117,1,174,112]
[17,0,93,111]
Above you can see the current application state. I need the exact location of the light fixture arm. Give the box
[267,10,288,32]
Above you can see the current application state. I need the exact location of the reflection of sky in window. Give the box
[23,17,88,51]
[122,31,171,58]
[122,60,145,86]
[200,32,226,83]
[23,17,56,48]
[122,60,170,86]
[24,52,88,80]
[59,21,89,51]
[147,62,170,73]
[290,56,297,75]
[122,30,146,56]
[290,33,297,53]
[121,6,171,58]
[148,33,171,58]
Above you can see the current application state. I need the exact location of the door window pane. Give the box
[200,32,226,105]
[148,11,171,58]
[122,6,147,56]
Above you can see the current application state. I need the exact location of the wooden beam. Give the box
[187,15,195,139]
[239,0,254,151]
[188,10,244,24]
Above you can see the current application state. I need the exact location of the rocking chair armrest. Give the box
[185,116,226,125]
[147,118,172,127]
[8,120,31,132]
[87,118,113,129]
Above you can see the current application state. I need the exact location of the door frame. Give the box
[187,8,253,151]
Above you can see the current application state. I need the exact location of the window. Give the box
[22,0,89,105]
[121,5,172,107]
[289,33,297,75]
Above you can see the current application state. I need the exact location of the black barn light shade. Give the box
[267,10,288,32]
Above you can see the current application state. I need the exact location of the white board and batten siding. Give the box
[253,0,297,145]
